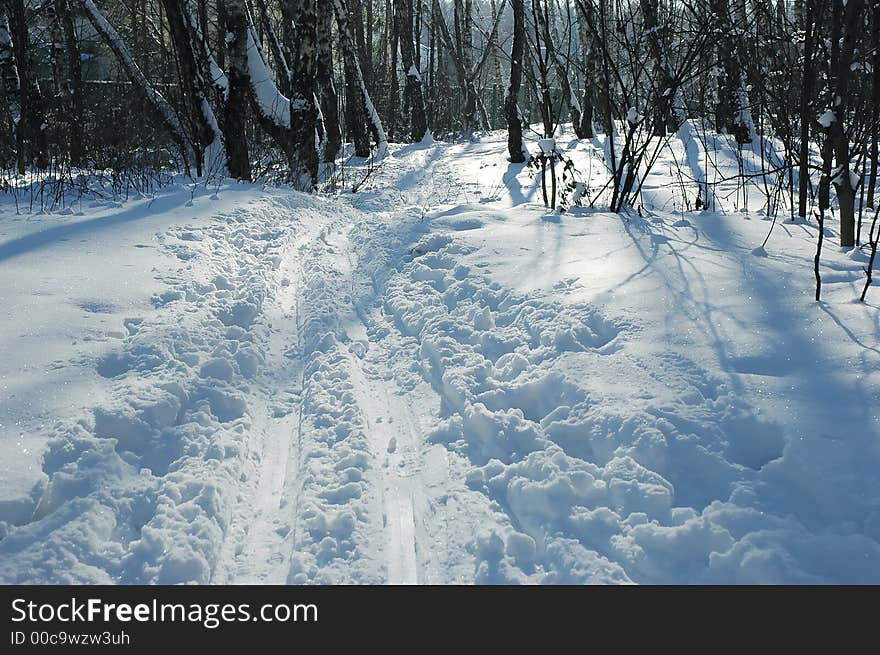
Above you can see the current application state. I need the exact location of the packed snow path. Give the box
[1,131,879,583]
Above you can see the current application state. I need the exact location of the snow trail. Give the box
[2,132,879,584]
[214,217,319,583]
[346,345,420,584]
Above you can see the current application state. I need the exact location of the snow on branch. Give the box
[246,26,291,128]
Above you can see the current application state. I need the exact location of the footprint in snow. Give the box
[78,299,116,314]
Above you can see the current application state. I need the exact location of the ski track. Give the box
[2,135,879,584]
[345,341,420,585]
[213,217,317,584]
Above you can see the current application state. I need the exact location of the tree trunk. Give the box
[575,1,595,138]
[254,0,291,94]
[333,0,388,155]
[530,0,555,137]
[817,0,840,217]
[0,9,21,164]
[344,64,370,156]
[351,0,371,89]
[388,9,399,141]
[395,0,428,141]
[284,0,319,188]
[640,0,684,135]
[317,0,342,161]
[829,0,864,247]
[867,2,879,209]
[539,0,584,137]
[434,0,480,135]
[9,0,48,172]
[221,0,252,180]
[57,0,84,165]
[797,0,818,219]
[505,0,526,162]
[712,0,751,143]
[160,0,225,176]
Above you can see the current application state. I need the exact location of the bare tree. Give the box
[505,0,526,162]
[395,0,428,141]
[640,0,686,135]
[317,0,342,161]
[333,0,388,156]
[826,0,864,247]
[77,0,195,170]
[7,0,48,173]
[798,0,822,219]
[711,0,753,143]
[0,9,21,164]
[867,2,879,210]
[47,0,84,165]
[160,0,226,176]
[220,0,252,180]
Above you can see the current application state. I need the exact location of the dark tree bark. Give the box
[798,0,819,219]
[505,0,526,162]
[351,0,371,89]
[640,0,684,135]
[575,0,595,138]
[711,0,751,143]
[0,9,21,162]
[867,2,879,209]
[529,0,555,137]
[818,0,839,219]
[228,5,308,178]
[336,0,373,155]
[254,0,291,95]
[334,0,387,155]
[388,6,399,141]
[317,0,342,161]
[57,0,84,165]
[828,0,864,247]
[395,0,428,141]
[221,0,252,180]
[277,0,297,83]
[285,0,320,188]
[434,0,480,135]
[537,0,584,138]
[343,63,370,157]
[366,0,373,81]
[8,0,48,172]
[160,0,223,176]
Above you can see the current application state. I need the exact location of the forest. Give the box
[2,2,878,241]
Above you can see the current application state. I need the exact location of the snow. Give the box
[848,168,860,191]
[361,85,388,158]
[0,16,12,49]
[1,128,879,584]
[537,138,556,155]
[626,107,643,125]
[245,27,291,128]
[818,109,837,128]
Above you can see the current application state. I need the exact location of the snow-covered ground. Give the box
[1,129,879,584]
